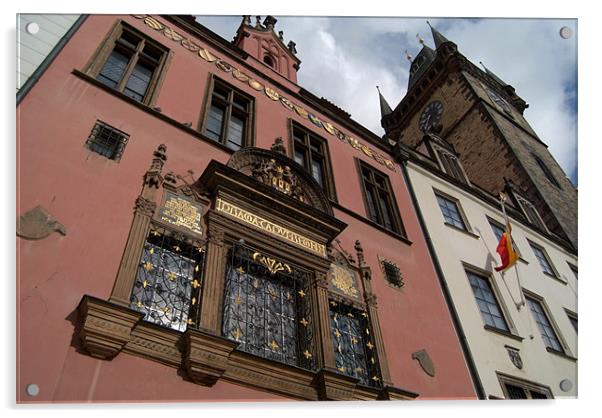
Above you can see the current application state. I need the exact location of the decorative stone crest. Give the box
[506,346,523,369]
[251,157,305,202]
[412,349,435,377]
[17,205,66,240]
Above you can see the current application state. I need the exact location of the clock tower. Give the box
[382,23,577,250]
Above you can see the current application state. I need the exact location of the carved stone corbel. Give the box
[78,295,143,360]
[183,329,238,386]
[314,368,358,400]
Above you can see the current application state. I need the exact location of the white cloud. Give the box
[198,16,577,183]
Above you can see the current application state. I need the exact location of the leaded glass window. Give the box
[436,194,467,230]
[467,271,509,331]
[202,78,253,151]
[130,225,205,332]
[526,296,564,353]
[329,301,381,387]
[222,243,314,370]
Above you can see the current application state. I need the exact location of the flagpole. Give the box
[499,193,525,310]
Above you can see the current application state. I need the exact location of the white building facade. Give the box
[399,139,577,399]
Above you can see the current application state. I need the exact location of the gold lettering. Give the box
[215,198,325,257]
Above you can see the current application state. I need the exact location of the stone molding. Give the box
[76,295,417,400]
[78,295,144,360]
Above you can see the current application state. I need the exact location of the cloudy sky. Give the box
[197,16,578,185]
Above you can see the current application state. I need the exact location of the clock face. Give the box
[485,88,512,114]
[418,101,444,133]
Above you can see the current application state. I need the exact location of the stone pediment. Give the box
[226,147,333,215]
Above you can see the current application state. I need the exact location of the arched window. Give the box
[263,54,275,68]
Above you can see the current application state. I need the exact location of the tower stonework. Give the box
[382,26,577,250]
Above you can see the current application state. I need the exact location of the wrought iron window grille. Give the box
[85,121,130,162]
[222,243,315,370]
[129,224,206,332]
[329,301,382,387]
[379,258,404,288]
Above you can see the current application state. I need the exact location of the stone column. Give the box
[109,145,167,307]
[198,222,228,334]
[312,270,336,369]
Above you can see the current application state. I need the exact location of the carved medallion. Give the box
[328,263,359,298]
[506,346,523,370]
[412,349,435,377]
[17,205,66,240]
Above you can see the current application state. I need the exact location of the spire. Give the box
[377,86,393,117]
[479,61,509,87]
[427,20,452,49]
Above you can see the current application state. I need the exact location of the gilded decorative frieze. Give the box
[131,15,396,172]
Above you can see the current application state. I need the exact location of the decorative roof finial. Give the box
[242,15,251,26]
[278,30,284,41]
[417,33,425,46]
[263,15,277,30]
[255,16,262,29]
[287,40,297,54]
[404,50,413,62]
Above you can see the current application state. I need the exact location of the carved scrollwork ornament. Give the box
[206,223,225,245]
[315,271,329,288]
[134,196,157,217]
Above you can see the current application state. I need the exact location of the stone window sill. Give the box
[77,295,418,401]
[444,222,480,239]
[483,325,524,342]
[546,347,577,362]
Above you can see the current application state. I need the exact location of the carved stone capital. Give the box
[134,196,157,217]
[315,271,329,289]
[378,385,419,401]
[314,368,358,401]
[365,291,378,307]
[184,329,238,386]
[78,295,143,360]
[206,223,225,245]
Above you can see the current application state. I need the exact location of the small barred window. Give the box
[381,259,403,288]
[85,121,129,162]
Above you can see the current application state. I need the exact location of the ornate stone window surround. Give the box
[76,145,417,401]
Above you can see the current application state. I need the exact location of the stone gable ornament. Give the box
[17,205,66,240]
[251,158,305,202]
[412,349,435,377]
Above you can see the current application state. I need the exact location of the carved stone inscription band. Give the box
[215,198,326,257]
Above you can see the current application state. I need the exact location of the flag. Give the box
[495,223,519,272]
